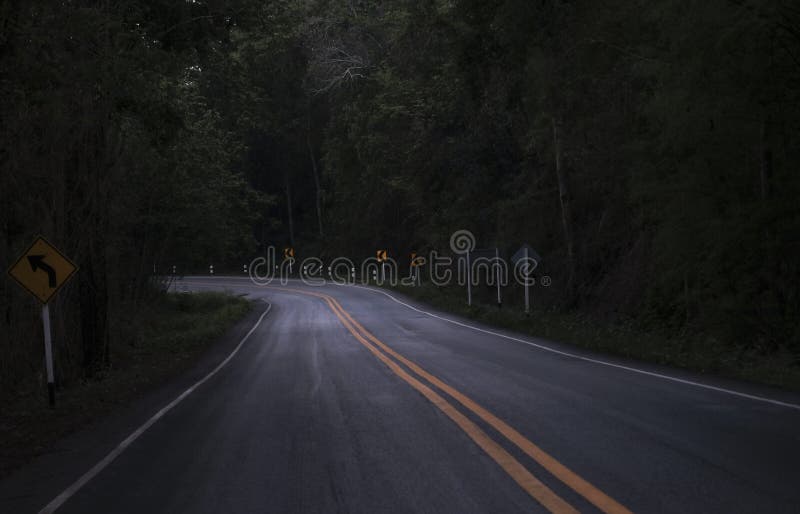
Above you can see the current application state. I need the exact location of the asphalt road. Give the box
[2,277,800,513]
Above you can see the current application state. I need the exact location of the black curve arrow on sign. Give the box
[28,255,57,288]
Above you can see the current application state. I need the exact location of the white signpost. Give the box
[466,249,472,306]
[7,236,78,406]
[511,244,541,315]
[496,247,502,308]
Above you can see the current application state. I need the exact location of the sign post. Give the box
[284,248,295,275]
[466,249,472,306]
[7,236,78,407]
[524,247,530,314]
[376,250,388,283]
[410,252,424,286]
[42,304,55,405]
[496,247,502,308]
[511,244,541,316]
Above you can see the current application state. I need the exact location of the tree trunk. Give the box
[76,113,112,377]
[683,270,691,331]
[760,116,772,201]
[79,244,109,376]
[307,134,324,237]
[284,171,295,247]
[552,117,575,287]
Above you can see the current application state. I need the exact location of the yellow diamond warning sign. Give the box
[7,236,78,303]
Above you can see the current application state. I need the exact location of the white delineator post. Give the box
[524,246,530,314]
[42,304,55,406]
[496,247,502,308]
[466,250,472,306]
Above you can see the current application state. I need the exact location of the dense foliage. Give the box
[2,0,799,392]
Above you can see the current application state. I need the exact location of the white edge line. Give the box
[341,284,800,412]
[38,302,272,514]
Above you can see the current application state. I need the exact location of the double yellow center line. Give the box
[275,287,632,514]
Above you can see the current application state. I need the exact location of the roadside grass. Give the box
[0,291,251,479]
[385,283,800,392]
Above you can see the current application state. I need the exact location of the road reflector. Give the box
[7,236,78,304]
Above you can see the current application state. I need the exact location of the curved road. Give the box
[2,277,800,513]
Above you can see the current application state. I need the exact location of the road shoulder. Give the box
[0,299,269,514]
